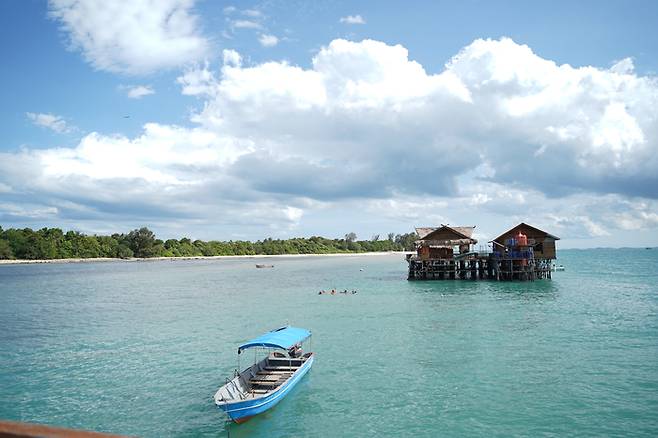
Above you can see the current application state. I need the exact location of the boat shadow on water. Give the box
[220,376,315,437]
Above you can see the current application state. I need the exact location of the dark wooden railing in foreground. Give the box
[0,420,130,438]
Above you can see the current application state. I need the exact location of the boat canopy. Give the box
[238,326,311,354]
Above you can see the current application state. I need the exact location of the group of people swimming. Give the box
[318,289,358,295]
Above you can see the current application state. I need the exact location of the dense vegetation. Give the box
[0,226,417,260]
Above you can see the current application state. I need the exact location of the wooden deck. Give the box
[407,254,553,281]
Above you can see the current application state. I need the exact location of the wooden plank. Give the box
[250,376,279,382]
[0,421,129,438]
[251,382,279,388]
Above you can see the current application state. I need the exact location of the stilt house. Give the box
[414,225,477,259]
[491,223,560,260]
[407,222,560,281]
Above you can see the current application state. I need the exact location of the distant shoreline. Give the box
[0,251,412,266]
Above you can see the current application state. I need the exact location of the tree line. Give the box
[0,226,417,260]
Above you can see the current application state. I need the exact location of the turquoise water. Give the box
[1,249,657,437]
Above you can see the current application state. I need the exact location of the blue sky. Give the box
[1,0,658,247]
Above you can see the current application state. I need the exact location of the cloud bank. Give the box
[180,38,658,200]
[4,38,658,241]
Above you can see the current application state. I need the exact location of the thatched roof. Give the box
[451,226,475,238]
[415,225,476,240]
[415,227,438,239]
[415,225,477,245]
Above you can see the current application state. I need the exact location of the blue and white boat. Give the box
[214,326,314,423]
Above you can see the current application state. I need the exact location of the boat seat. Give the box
[251,373,282,381]
[251,389,270,394]
[250,379,279,384]
[257,371,292,376]
[268,359,304,366]
[250,381,280,389]
[264,366,299,371]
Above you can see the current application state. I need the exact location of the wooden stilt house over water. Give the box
[490,223,560,280]
[407,225,480,280]
[407,222,559,281]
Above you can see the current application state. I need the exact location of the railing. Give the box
[492,250,534,260]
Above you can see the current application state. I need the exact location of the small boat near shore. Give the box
[214,326,314,424]
[255,264,274,268]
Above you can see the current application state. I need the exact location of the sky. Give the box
[1,0,658,248]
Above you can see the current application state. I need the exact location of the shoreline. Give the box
[0,251,412,266]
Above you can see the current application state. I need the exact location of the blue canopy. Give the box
[238,326,311,354]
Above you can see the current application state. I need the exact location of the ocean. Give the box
[1,249,657,437]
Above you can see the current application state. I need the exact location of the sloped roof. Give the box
[451,226,475,238]
[415,225,477,247]
[415,225,476,240]
[415,227,437,239]
[492,222,560,243]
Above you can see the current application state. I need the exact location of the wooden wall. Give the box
[429,247,453,259]
[494,224,557,260]
[417,246,453,259]
[538,239,556,259]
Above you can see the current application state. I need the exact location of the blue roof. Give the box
[238,326,311,353]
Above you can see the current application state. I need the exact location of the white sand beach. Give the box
[0,251,411,265]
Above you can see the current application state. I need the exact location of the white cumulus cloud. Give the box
[48,0,209,75]
[4,38,658,242]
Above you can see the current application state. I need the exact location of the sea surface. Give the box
[1,249,657,437]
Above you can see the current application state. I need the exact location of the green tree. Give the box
[77,236,101,258]
[0,225,417,259]
[126,227,158,258]
[116,244,133,259]
[0,239,14,259]
[4,228,29,258]
[97,235,120,258]
[395,232,417,251]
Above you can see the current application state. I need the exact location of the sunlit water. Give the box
[1,249,657,437]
